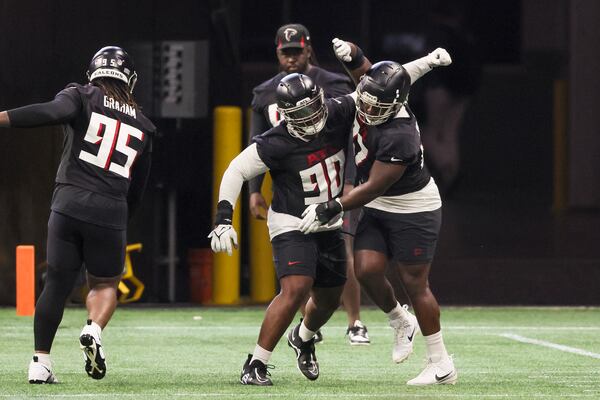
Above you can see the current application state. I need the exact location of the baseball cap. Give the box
[275,23,311,50]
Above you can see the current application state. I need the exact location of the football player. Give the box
[0,46,155,383]
[300,38,457,386]
[247,23,368,345]
[209,51,440,385]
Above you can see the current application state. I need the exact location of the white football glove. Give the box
[299,204,344,234]
[427,48,452,67]
[332,37,352,62]
[208,224,238,256]
[299,204,321,233]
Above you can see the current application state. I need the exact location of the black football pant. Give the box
[34,211,125,352]
[34,265,80,352]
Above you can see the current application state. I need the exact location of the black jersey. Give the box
[52,84,155,197]
[249,67,354,194]
[252,95,355,219]
[251,66,353,131]
[352,106,431,196]
[8,83,155,228]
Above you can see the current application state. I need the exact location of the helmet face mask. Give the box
[279,88,327,140]
[356,86,403,126]
[355,61,410,126]
[276,73,328,141]
[86,46,137,93]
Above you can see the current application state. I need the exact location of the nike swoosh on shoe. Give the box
[407,327,416,342]
[435,371,453,382]
[255,369,269,383]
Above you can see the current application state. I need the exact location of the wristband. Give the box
[215,200,233,225]
[346,46,365,70]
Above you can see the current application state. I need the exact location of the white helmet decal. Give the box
[284,28,298,41]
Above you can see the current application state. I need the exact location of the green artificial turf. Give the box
[1,306,599,399]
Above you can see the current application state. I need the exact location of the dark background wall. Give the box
[1,0,598,305]
[0,0,215,303]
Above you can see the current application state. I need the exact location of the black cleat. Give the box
[347,320,370,346]
[287,323,319,380]
[314,329,324,344]
[240,354,273,386]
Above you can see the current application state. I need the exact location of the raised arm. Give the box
[332,38,371,84]
[2,89,81,128]
[402,48,452,84]
[332,38,451,85]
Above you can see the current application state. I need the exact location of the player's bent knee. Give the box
[312,286,343,310]
[354,263,383,284]
[315,296,341,311]
[398,267,432,297]
[279,276,312,301]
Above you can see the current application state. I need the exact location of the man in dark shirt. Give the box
[0,46,155,384]
[247,23,369,345]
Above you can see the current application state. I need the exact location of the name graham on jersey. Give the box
[103,96,136,118]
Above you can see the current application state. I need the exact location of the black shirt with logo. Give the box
[252,95,355,218]
[353,106,431,196]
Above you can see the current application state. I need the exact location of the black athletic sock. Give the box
[34,265,80,351]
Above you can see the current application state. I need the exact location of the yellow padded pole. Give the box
[249,172,276,303]
[212,106,242,304]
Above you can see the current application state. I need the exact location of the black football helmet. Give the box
[276,73,328,141]
[356,61,410,125]
[86,46,138,93]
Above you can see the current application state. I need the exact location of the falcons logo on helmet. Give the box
[284,28,298,41]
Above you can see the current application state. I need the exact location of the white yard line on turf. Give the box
[1,394,599,398]
[2,325,600,331]
[500,333,600,359]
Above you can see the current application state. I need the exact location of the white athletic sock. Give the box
[251,344,272,365]
[386,302,405,322]
[424,330,448,363]
[89,320,102,336]
[34,353,51,367]
[299,320,316,342]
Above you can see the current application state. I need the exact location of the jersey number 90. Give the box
[300,149,345,205]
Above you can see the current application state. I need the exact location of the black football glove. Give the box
[315,198,343,223]
[299,198,344,234]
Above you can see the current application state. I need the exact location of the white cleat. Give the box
[28,356,58,384]
[390,305,420,363]
[407,355,458,386]
[79,319,106,380]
